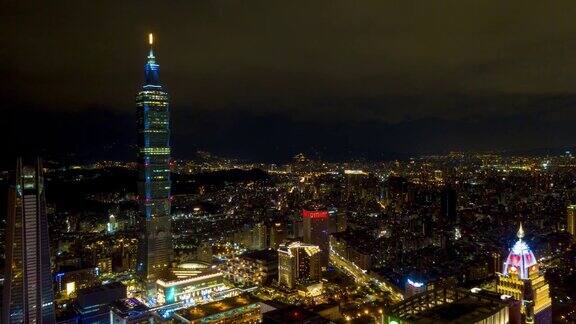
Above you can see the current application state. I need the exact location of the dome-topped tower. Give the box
[496,223,552,323]
[503,223,537,279]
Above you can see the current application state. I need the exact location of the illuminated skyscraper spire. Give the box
[503,222,535,279]
[136,33,173,291]
[144,33,160,87]
[497,223,552,323]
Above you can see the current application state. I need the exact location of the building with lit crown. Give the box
[278,241,320,289]
[136,33,174,289]
[2,159,55,323]
[496,224,552,324]
[302,208,329,268]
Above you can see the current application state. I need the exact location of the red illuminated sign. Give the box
[301,210,329,219]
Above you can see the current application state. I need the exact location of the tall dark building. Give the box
[567,204,576,240]
[2,159,55,323]
[302,209,329,268]
[440,186,459,246]
[269,222,286,249]
[440,187,457,225]
[136,34,173,287]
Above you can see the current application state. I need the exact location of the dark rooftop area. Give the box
[242,249,279,262]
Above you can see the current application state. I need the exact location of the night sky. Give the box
[2,1,576,165]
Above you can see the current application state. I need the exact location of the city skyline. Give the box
[1,2,576,323]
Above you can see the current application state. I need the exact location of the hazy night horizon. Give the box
[2,2,576,164]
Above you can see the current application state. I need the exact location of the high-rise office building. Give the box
[278,242,320,289]
[496,224,552,324]
[2,159,55,323]
[252,222,268,250]
[302,209,329,268]
[567,204,576,239]
[136,33,174,286]
[440,186,458,225]
[490,251,502,274]
[440,186,459,247]
[269,222,286,249]
[336,209,347,233]
[196,242,213,264]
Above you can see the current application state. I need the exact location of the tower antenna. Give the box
[517,222,525,239]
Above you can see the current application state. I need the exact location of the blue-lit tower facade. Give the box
[2,158,55,323]
[136,34,174,287]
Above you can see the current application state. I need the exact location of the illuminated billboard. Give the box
[301,210,329,219]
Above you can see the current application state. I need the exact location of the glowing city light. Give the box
[407,279,424,288]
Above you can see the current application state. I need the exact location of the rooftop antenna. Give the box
[517,222,525,239]
[147,33,155,59]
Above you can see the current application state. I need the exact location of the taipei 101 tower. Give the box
[136,33,174,290]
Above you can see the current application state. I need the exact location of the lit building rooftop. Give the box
[278,241,320,257]
[241,249,278,262]
[177,262,210,270]
[110,298,150,319]
[173,262,211,278]
[156,268,222,287]
[406,302,503,323]
[387,286,519,324]
[262,305,332,323]
[174,293,259,322]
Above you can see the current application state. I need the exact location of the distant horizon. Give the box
[1,136,574,171]
[2,93,576,168]
[4,2,576,170]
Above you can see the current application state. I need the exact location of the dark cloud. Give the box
[1,1,576,163]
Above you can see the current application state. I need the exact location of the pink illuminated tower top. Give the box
[503,223,538,279]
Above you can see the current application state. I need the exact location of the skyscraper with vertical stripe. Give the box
[2,158,55,323]
[136,34,173,287]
